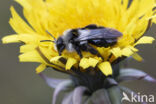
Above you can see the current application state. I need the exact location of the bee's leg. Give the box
[75,46,83,58]
[58,45,65,56]
[86,44,104,60]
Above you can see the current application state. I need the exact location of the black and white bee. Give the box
[41,24,122,59]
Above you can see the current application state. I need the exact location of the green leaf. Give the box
[53,80,74,104]
[117,68,156,83]
[107,86,122,104]
[72,86,88,104]
[62,91,74,104]
[39,73,66,88]
[85,89,111,104]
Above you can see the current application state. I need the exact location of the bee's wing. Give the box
[76,28,122,41]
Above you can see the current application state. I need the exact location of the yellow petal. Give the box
[2,35,19,44]
[50,56,62,62]
[122,0,129,9]
[122,47,134,57]
[15,0,31,10]
[79,58,91,69]
[79,58,99,69]
[135,36,155,46]
[39,46,56,61]
[18,34,41,43]
[88,57,99,67]
[20,44,37,53]
[97,47,110,60]
[98,61,112,76]
[111,47,122,57]
[66,58,77,70]
[10,6,34,34]
[50,56,64,66]
[36,64,46,74]
[132,53,143,62]
[19,51,44,63]
[127,46,138,52]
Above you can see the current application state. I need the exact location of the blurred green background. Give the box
[0,0,156,104]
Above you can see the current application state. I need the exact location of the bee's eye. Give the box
[57,37,63,44]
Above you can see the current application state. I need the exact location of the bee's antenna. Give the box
[46,30,56,41]
[40,40,55,43]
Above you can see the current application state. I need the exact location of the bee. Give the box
[41,24,122,59]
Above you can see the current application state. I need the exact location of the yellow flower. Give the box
[2,0,156,76]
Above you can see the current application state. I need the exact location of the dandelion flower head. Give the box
[2,0,156,76]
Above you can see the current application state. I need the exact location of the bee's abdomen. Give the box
[88,39,117,47]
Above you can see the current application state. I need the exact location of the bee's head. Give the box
[55,37,65,55]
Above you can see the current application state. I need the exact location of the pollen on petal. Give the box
[98,61,112,76]
[79,58,99,69]
[66,58,77,70]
